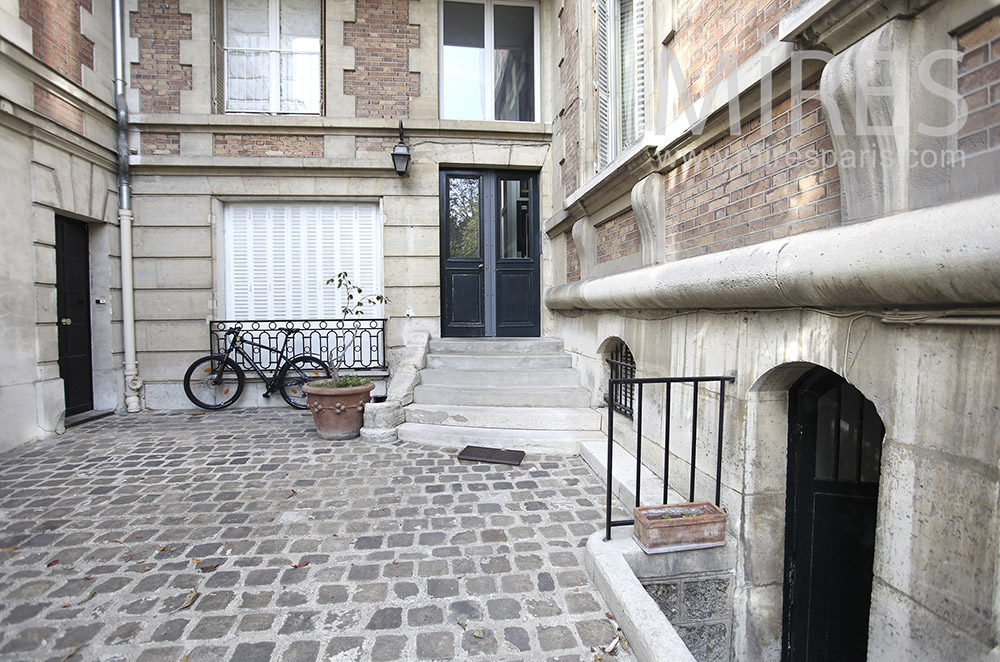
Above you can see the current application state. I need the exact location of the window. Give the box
[223,0,321,114]
[595,0,645,170]
[224,202,383,319]
[441,0,538,122]
[607,341,636,417]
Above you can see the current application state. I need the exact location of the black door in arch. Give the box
[55,216,94,417]
[440,170,540,337]
[783,366,884,662]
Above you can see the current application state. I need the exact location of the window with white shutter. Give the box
[224,202,383,319]
[595,0,645,171]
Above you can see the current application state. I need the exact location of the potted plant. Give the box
[304,272,388,440]
[632,501,727,554]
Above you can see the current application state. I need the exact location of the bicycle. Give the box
[183,326,331,410]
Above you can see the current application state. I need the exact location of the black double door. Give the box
[783,367,884,662]
[440,170,540,337]
[56,216,94,417]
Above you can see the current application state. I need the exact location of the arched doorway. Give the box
[782,366,884,661]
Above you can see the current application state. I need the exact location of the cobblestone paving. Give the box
[0,409,635,662]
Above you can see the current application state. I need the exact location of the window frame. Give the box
[595,0,645,170]
[438,0,541,123]
[220,200,385,320]
[222,0,324,115]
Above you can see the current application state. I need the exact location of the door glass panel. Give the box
[814,387,838,480]
[837,384,861,482]
[494,4,534,121]
[448,176,481,258]
[442,2,486,120]
[499,177,530,258]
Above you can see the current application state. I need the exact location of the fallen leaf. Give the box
[170,547,177,552]
[78,591,97,605]
[62,603,72,608]
[124,556,133,562]
[191,558,203,564]
[473,630,484,639]
[599,636,619,655]
[83,576,94,581]
[180,656,190,662]
[141,566,152,573]
[191,412,205,416]
[199,564,219,573]
[605,612,615,621]
[47,560,60,567]
[156,546,165,552]
[287,490,298,499]
[1,546,23,552]
[457,620,467,630]
[60,644,86,662]
[619,634,629,652]
[113,539,123,544]
[291,560,309,569]
[172,587,199,613]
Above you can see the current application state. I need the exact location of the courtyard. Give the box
[0,409,632,662]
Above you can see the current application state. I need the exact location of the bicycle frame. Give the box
[217,329,297,394]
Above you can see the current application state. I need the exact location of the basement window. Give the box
[607,341,636,417]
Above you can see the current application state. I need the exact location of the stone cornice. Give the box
[779,0,940,53]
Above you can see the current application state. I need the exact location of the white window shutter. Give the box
[634,0,646,137]
[225,201,382,320]
[595,0,612,171]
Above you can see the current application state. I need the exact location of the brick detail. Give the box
[213,134,325,157]
[566,234,581,283]
[141,132,181,156]
[130,0,192,113]
[356,136,400,153]
[665,91,840,259]
[560,0,581,194]
[344,0,420,118]
[957,15,1000,155]
[596,211,639,264]
[670,0,791,106]
[33,86,84,133]
[19,0,94,83]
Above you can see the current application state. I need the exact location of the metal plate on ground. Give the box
[456,445,526,466]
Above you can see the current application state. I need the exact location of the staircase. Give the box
[397,337,605,454]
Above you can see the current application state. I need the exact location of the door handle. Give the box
[60,318,72,325]
[478,264,484,269]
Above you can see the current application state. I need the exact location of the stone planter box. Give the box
[633,501,727,554]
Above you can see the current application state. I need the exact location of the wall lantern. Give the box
[391,121,411,176]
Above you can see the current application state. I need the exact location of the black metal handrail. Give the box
[210,319,387,374]
[604,374,736,541]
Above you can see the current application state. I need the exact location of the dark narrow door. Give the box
[440,170,539,337]
[56,216,94,416]
[783,367,884,662]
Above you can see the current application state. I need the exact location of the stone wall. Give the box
[129,0,192,113]
[343,0,420,118]
[212,134,325,158]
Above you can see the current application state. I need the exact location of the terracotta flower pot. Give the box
[633,501,727,554]
[303,380,375,440]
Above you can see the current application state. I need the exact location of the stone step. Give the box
[412,384,592,408]
[404,404,603,431]
[579,441,687,511]
[397,422,606,455]
[418,368,582,388]
[425,353,572,370]
[428,337,566,355]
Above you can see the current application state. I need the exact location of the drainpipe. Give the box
[114,0,143,412]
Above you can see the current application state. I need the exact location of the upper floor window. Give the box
[441,0,538,122]
[224,0,321,114]
[595,0,645,170]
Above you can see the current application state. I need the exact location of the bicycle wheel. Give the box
[183,355,245,410]
[278,356,331,409]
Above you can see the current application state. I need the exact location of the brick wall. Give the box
[566,234,580,282]
[213,134,325,157]
[665,92,840,259]
[957,15,1000,156]
[33,87,84,133]
[670,0,791,106]
[130,0,192,113]
[356,136,400,153]
[596,210,639,263]
[19,0,94,83]
[344,0,420,119]
[141,132,181,156]
[560,0,581,194]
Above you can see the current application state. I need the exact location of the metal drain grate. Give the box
[456,445,526,466]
